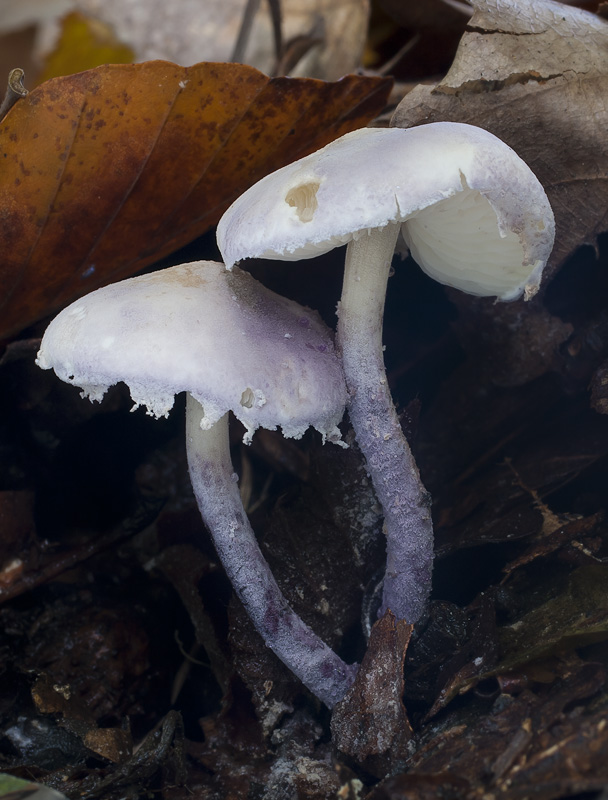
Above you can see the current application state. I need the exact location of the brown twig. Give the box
[0,68,28,120]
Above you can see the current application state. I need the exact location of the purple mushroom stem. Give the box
[337,227,433,623]
[186,397,358,708]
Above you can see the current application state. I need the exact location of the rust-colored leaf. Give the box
[0,61,391,341]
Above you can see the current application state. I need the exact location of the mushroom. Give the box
[36,259,357,708]
[216,122,555,624]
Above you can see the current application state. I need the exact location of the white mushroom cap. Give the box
[217,123,555,301]
[36,260,347,444]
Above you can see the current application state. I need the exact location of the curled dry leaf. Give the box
[0,60,391,341]
[392,0,608,276]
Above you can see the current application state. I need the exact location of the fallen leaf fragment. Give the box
[500,564,608,663]
[392,0,608,276]
[82,727,132,763]
[451,300,573,387]
[389,660,607,800]
[426,565,608,712]
[501,512,605,576]
[0,60,391,341]
[331,611,413,777]
[32,673,133,763]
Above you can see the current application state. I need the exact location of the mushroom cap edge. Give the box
[36,260,347,444]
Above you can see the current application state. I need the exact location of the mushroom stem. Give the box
[337,225,433,624]
[185,395,358,708]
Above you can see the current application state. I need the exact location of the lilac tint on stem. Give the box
[345,365,433,622]
[185,398,358,708]
[337,227,434,624]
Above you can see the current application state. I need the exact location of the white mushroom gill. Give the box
[404,185,533,300]
[285,181,321,223]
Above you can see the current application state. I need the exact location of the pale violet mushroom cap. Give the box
[217,122,555,301]
[36,260,347,444]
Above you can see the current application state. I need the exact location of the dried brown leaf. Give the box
[32,673,134,764]
[392,0,608,276]
[0,60,391,340]
[331,611,413,776]
[399,660,607,799]
[499,565,608,664]
[425,566,608,714]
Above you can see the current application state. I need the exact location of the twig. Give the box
[0,68,28,120]
[231,0,282,66]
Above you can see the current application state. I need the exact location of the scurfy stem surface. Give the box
[185,396,358,708]
[337,226,434,624]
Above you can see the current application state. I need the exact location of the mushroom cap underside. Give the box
[36,260,347,442]
[217,123,555,301]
